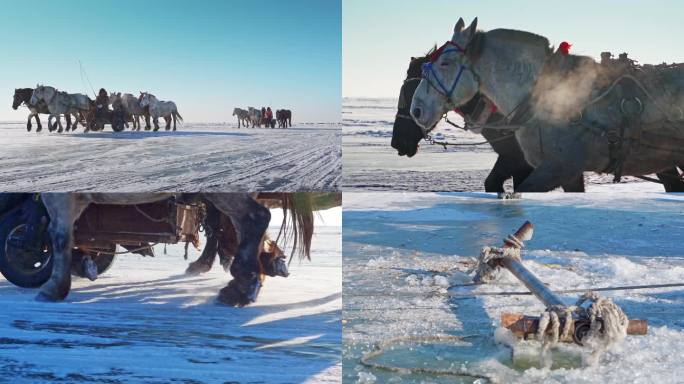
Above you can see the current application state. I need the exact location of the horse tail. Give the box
[173,110,183,122]
[274,192,340,263]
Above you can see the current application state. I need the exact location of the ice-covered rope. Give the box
[575,291,629,365]
[473,240,522,283]
[535,292,628,367]
[536,305,574,367]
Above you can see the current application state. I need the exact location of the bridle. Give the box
[395,77,421,122]
[421,41,468,106]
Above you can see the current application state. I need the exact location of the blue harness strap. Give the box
[421,44,467,104]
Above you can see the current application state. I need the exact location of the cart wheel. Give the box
[111,120,125,133]
[71,245,116,278]
[0,209,53,288]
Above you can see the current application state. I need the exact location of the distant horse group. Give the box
[12,86,182,133]
[233,106,292,128]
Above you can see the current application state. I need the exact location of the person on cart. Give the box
[94,88,110,119]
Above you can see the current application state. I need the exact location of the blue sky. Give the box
[343,0,684,97]
[1,0,341,122]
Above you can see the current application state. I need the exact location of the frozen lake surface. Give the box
[0,122,341,192]
[0,208,342,383]
[342,98,658,192]
[343,192,684,383]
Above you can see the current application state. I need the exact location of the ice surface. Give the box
[342,98,662,192]
[0,208,341,383]
[0,122,341,191]
[343,192,684,383]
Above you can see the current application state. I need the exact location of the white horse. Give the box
[233,107,250,128]
[138,92,183,131]
[248,107,262,128]
[109,92,150,131]
[30,85,91,133]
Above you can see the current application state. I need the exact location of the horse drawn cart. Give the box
[85,103,127,132]
[0,195,203,288]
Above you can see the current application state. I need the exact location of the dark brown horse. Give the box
[12,88,50,132]
[276,109,292,128]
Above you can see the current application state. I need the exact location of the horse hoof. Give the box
[216,277,261,307]
[27,123,32,132]
[35,290,64,302]
[36,126,42,133]
[185,261,212,276]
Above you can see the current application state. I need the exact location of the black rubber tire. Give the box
[0,209,53,288]
[111,117,125,132]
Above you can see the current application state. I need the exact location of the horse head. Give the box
[12,88,23,110]
[391,55,430,157]
[411,17,480,132]
[139,92,152,107]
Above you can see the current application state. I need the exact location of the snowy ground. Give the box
[0,207,342,384]
[343,192,684,383]
[342,98,658,192]
[0,122,341,192]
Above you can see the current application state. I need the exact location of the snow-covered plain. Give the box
[342,98,658,192]
[0,207,342,384]
[0,121,341,192]
[343,192,684,383]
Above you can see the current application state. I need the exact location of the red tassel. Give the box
[559,41,572,55]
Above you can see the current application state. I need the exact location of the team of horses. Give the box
[12,86,182,133]
[392,18,684,193]
[233,107,292,128]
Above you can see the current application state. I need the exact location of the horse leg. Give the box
[26,114,33,132]
[65,114,72,132]
[165,116,171,131]
[484,157,509,193]
[172,113,177,131]
[153,117,159,132]
[36,194,89,302]
[186,205,221,275]
[561,173,586,192]
[205,193,270,307]
[217,214,238,272]
[516,162,578,192]
[51,114,63,133]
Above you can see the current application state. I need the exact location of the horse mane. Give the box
[467,31,487,62]
[486,28,551,53]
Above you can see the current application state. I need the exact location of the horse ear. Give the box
[454,18,465,33]
[465,17,478,39]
